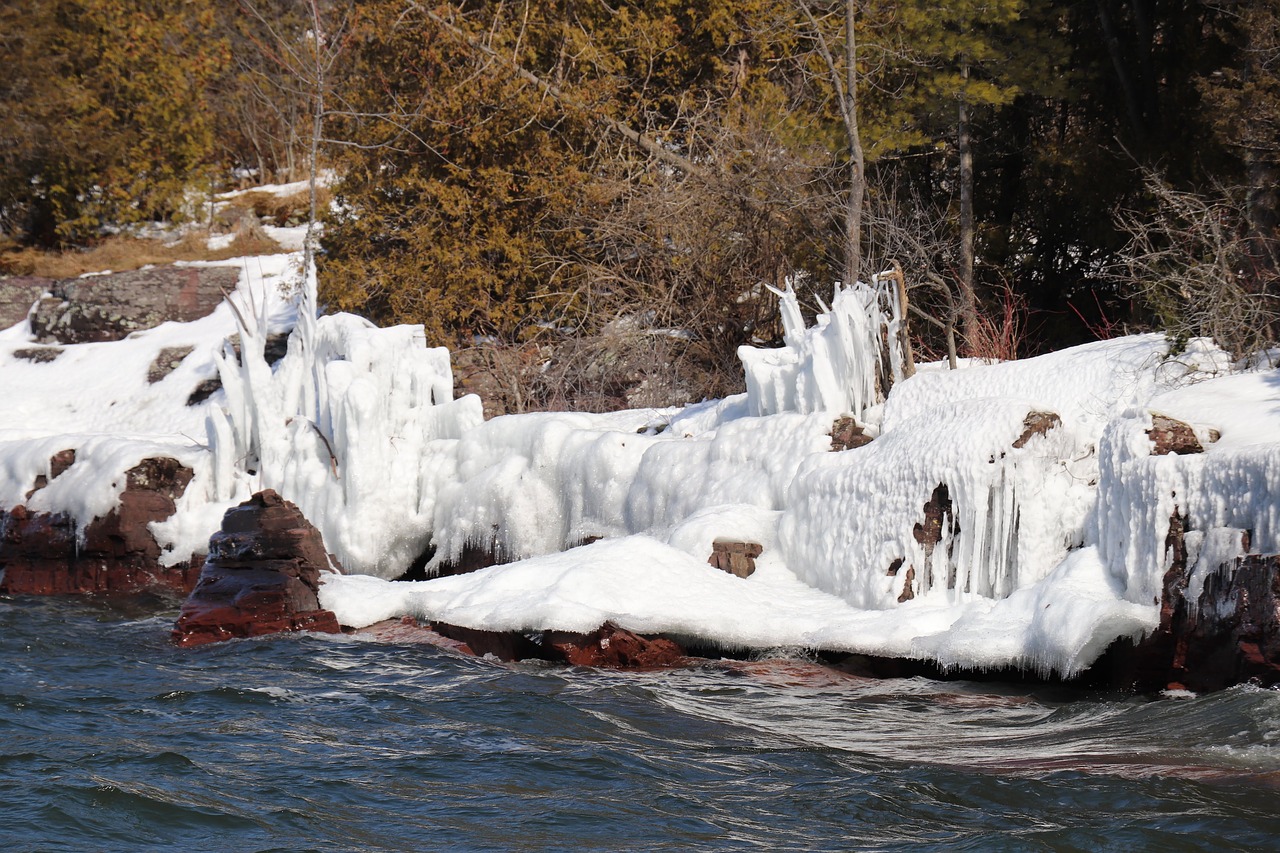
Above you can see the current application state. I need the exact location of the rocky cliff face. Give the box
[172,490,341,647]
[30,266,239,344]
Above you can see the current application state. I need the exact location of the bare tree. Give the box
[1114,171,1280,360]
[956,63,980,346]
[794,0,867,286]
[238,1,353,263]
[864,185,961,367]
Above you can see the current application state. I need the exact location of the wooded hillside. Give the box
[2,1,1276,407]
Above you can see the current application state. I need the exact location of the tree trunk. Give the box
[843,0,865,285]
[957,65,979,349]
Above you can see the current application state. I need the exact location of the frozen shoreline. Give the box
[3,251,1279,686]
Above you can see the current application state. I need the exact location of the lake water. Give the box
[4,595,1280,851]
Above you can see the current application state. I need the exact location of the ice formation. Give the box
[5,239,1280,680]
[199,258,483,576]
[1094,371,1280,607]
[781,336,1231,610]
[738,279,904,417]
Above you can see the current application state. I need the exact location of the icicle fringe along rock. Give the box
[206,260,1275,681]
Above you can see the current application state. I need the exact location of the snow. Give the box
[262,225,309,251]
[4,231,1280,679]
[319,535,969,657]
[214,175,333,201]
[0,254,297,536]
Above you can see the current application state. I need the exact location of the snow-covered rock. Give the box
[4,246,1280,685]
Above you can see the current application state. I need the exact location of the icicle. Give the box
[739,280,904,419]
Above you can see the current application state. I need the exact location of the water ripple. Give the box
[3,597,1280,851]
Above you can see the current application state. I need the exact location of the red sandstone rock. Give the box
[543,623,686,669]
[172,490,341,647]
[355,617,476,653]
[1147,413,1219,456]
[48,448,76,479]
[897,565,917,603]
[1013,411,1062,449]
[83,457,194,561]
[351,620,688,670]
[909,483,957,593]
[829,416,873,452]
[0,456,201,595]
[430,622,545,661]
[1095,514,1280,692]
[23,449,75,501]
[708,541,763,578]
[1172,549,1280,692]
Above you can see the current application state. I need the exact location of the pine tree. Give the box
[0,0,228,245]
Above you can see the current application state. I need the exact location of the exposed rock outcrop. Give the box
[1098,510,1280,692]
[431,622,545,661]
[182,331,293,406]
[0,455,201,595]
[543,623,686,669]
[12,346,61,363]
[355,616,476,653]
[1147,413,1219,456]
[30,266,239,345]
[432,542,511,579]
[148,346,194,383]
[829,416,873,451]
[358,617,687,670]
[1013,411,1061,449]
[0,275,53,329]
[1175,553,1280,690]
[172,490,342,647]
[1146,515,1279,691]
[910,483,957,593]
[708,541,763,579]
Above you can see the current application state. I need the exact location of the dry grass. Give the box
[218,187,330,228]
[0,227,284,279]
[0,181,325,278]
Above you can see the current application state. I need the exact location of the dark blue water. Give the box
[4,596,1280,852]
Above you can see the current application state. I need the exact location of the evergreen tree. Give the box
[0,0,227,245]
[319,0,827,359]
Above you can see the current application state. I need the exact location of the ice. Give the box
[1093,389,1280,606]
[201,255,484,576]
[912,547,1157,677]
[738,279,904,418]
[780,396,1092,609]
[5,238,1279,679]
[422,407,833,571]
[319,535,969,658]
[349,324,1270,676]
